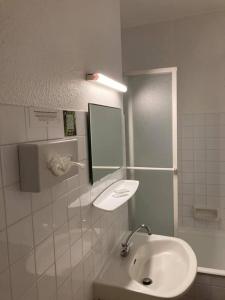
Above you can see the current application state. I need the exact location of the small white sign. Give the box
[29,107,62,128]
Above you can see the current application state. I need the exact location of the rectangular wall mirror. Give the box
[88,104,123,184]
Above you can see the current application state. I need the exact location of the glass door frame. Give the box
[125,67,178,235]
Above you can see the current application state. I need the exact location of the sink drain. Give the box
[142,277,153,285]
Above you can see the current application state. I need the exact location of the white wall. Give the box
[0,106,128,300]
[122,11,225,113]
[0,0,123,110]
[0,1,128,300]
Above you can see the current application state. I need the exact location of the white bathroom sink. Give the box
[94,233,197,300]
[129,235,197,298]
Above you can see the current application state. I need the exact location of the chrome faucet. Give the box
[120,224,151,257]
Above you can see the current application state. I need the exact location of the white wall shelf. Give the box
[93,180,139,211]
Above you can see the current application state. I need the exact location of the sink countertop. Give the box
[94,232,197,299]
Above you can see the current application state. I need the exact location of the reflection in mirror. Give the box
[88,104,123,184]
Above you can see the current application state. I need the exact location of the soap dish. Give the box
[93,180,139,211]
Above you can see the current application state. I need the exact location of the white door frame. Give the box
[125,67,178,236]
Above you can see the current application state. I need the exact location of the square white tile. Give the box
[71,238,83,268]
[206,197,220,209]
[31,188,52,212]
[182,183,194,195]
[8,215,34,264]
[82,229,92,256]
[182,114,193,126]
[0,188,6,230]
[0,269,11,300]
[69,216,82,246]
[73,286,84,300]
[83,251,94,279]
[181,150,193,161]
[194,161,206,173]
[19,284,38,300]
[55,249,71,287]
[194,195,206,207]
[35,235,54,276]
[67,175,79,192]
[79,161,89,187]
[93,239,104,276]
[194,138,205,150]
[193,114,205,126]
[0,145,19,186]
[195,184,206,196]
[52,180,68,201]
[92,218,103,244]
[183,217,194,227]
[78,136,88,161]
[5,184,31,226]
[194,150,206,161]
[206,173,220,185]
[37,264,56,300]
[195,173,206,184]
[206,113,220,126]
[206,138,220,150]
[0,159,2,188]
[67,188,80,220]
[193,126,205,138]
[206,150,220,161]
[84,270,94,300]
[10,251,36,300]
[57,276,73,300]
[54,222,70,259]
[181,161,194,173]
[0,230,8,273]
[53,195,68,230]
[183,205,193,217]
[81,203,92,234]
[71,262,84,295]
[181,138,193,150]
[182,173,194,184]
[206,126,219,138]
[182,126,193,138]
[33,204,53,245]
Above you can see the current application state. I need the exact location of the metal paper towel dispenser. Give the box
[19,138,82,193]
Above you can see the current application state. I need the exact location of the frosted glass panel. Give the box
[128,74,172,167]
[128,170,174,235]
[125,72,175,236]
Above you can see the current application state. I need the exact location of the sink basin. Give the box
[94,233,197,300]
[129,236,197,298]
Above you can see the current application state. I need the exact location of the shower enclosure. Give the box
[124,68,178,236]
[125,67,225,276]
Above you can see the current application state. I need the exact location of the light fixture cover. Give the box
[87,73,127,93]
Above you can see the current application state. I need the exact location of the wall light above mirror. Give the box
[88,104,123,184]
[87,73,127,93]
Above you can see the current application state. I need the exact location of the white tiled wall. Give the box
[178,112,225,299]
[0,104,128,300]
[178,113,225,230]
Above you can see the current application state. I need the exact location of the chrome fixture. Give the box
[120,224,151,257]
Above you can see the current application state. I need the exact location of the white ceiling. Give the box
[120,0,225,28]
